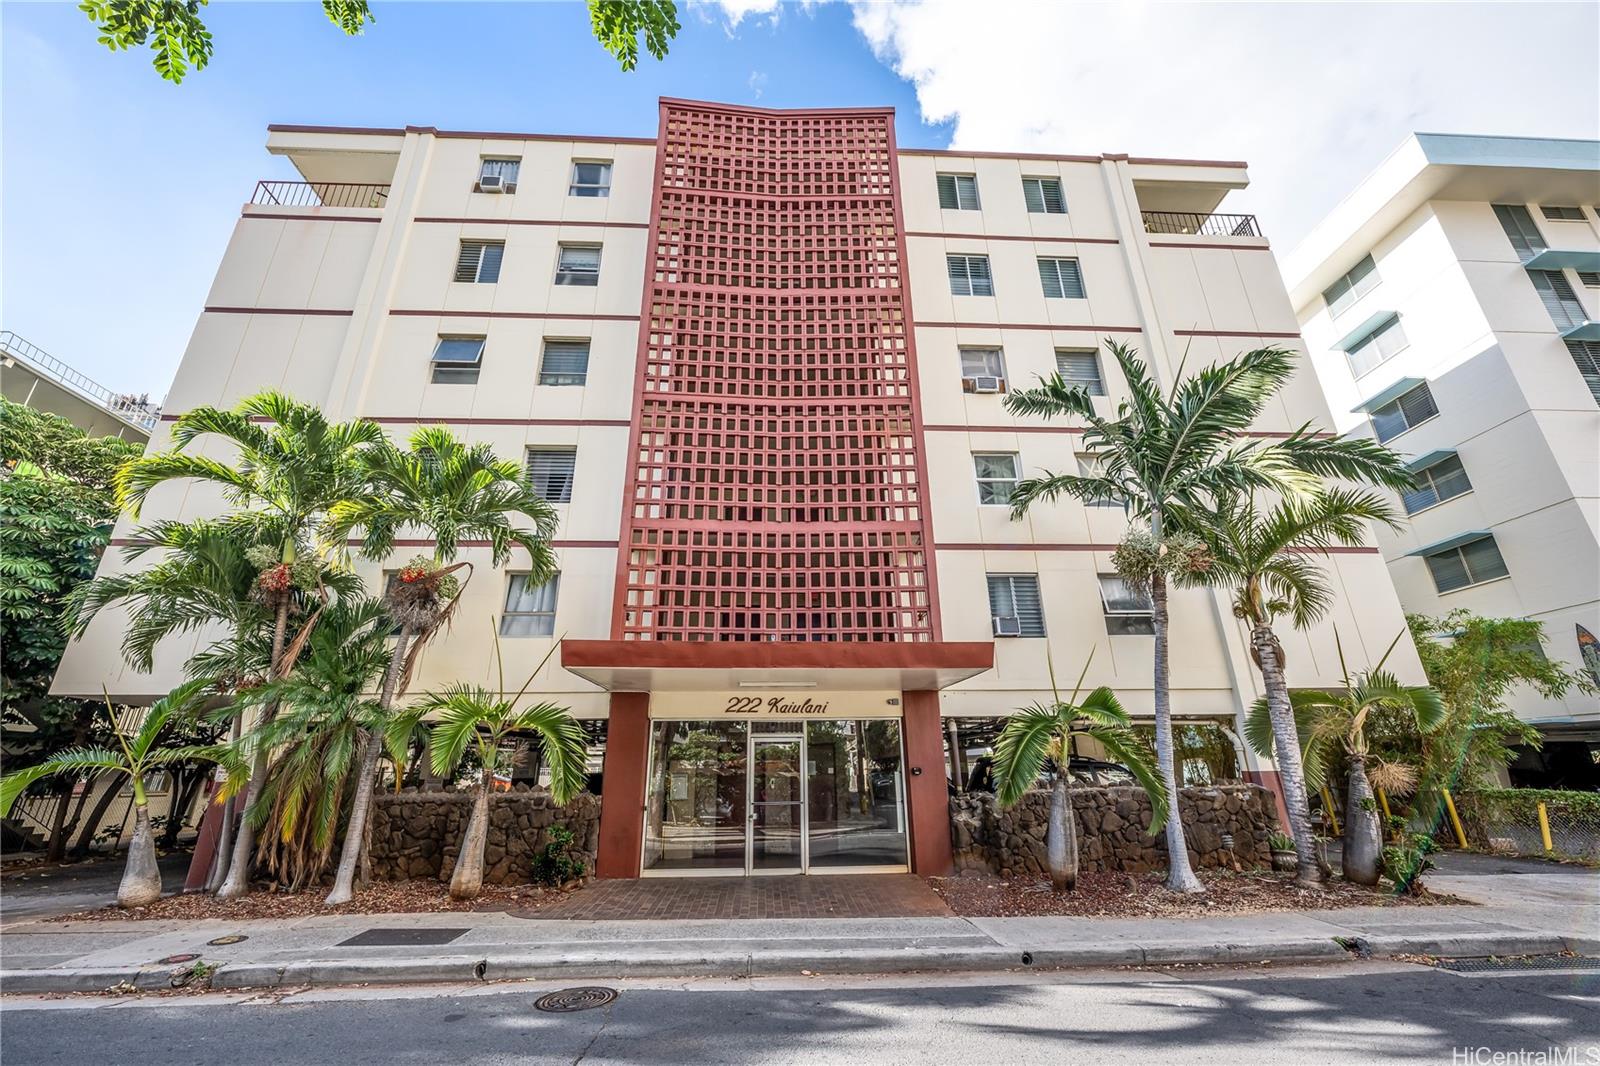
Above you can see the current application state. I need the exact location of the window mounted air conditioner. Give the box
[972,376,1003,393]
[477,175,506,193]
[992,615,1022,637]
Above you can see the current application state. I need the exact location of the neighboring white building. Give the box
[53,100,1425,876]
[1286,133,1600,784]
[1,330,161,442]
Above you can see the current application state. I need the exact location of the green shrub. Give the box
[531,825,585,886]
[1382,831,1437,895]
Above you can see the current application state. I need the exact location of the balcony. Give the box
[1,330,161,439]
[1142,211,1262,238]
[251,180,390,210]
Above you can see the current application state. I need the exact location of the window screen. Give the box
[1322,255,1380,318]
[1493,204,1547,259]
[1425,537,1508,593]
[1371,383,1438,443]
[948,255,994,296]
[1401,455,1472,514]
[986,574,1045,636]
[555,244,601,286]
[1099,574,1154,635]
[526,448,576,502]
[1346,317,1408,378]
[429,336,484,385]
[1541,205,1585,221]
[454,240,505,284]
[1530,270,1585,329]
[937,173,981,210]
[973,453,1020,505]
[1038,257,1086,299]
[540,340,590,386]
[500,574,560,636]
[570,161,613,197]
[1566,341,1600,405]
[960,347,1005,381]
[1022,177,1067,214]
[1056,350,1105,395]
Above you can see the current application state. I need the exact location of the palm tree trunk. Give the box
[325,622,412,906]
[1343,754,1382,885]
[1151,573,1204,894]
[68,774,122,857]
[118,804,162,908]
[43,783,72,862]
[205,714,245,892]
[1046,764,1078,892]
[1251,624,1324,886]
[217,598,291,898]
[449,779,491,900]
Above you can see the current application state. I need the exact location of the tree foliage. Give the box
[80,0,677,83]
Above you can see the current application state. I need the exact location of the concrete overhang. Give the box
[1405,449,1458,472]
[560,640,995,693]
[1352,376,1424,413]
[1405,530,1493,558]
[266,126,405,186]
[1521,249,1600,272]
[1333,310,1399,353]
[1561,322,1600,342]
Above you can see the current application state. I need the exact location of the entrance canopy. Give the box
[560,640,994,693]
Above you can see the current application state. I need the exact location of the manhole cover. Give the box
[158,953,201,965]
[1437,956,1600,973]
[207,935,248,946]
[535,987,618,1013]
[337,928,471,947]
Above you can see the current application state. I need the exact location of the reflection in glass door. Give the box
[805,720,908,870]
[749,736,805,873]
[642,721,748,873]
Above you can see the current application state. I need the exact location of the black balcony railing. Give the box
[252,181,390,209]
[1142,211,1261,238]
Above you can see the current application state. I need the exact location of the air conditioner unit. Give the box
[992,615,1022,637]
[477,175,505,193]
[972,376,1003,394]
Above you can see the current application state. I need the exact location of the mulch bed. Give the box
[48,879,577,923]
[926,869,1469,918]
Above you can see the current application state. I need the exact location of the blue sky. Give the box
[4,1,1596,400]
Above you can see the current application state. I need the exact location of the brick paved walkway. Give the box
[523,875,953,921]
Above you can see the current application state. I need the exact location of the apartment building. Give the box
[52,99,1423,877]
[1,330,161,441]
[1286,133,1600,787]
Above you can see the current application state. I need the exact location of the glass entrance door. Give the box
[748,735,805,874]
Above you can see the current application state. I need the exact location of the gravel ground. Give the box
[926,869,1468,918]
[48,878,577,922]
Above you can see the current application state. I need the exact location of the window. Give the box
[986,574,1044,637]
[1055,349,1106,395]
[526,448,576,502]
[429,336,485,385]
[959,347,1006,390]
[1077,453,1120,507]
[454,240,505,283]
[1541,205,1586,221]
[1401,455,1473,514]
[1346,316,1409,378]
[1099,574,1154,636]
[1566,341,1600,404]
[1322,254,1380,318]
[1037,257,1086,299]
[1530,269,1586,329]
[555,244,601,286]
[1425,536,1509,594]
[1493,204,1547,260]
[540,340,590,386]
[1371,382,1438,443]
[937,173,981,210]
[500,574,559,636]
[476,158,520,193]
[570,161,613,198]
[1578,271,1600,288]
[947,254,994,296]
[1022,177,1066,214]
[973,453,1020,505]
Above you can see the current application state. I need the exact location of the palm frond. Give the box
[991,703,1067,807]
[0,748,126,816]
[1085,724,1169,831]
[506,702,589,804]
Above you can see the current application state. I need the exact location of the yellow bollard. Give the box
[1321,785,1341,835]
[1441,788,1468,849]
[1377,787,1393,821]
[1538,802,1554,853]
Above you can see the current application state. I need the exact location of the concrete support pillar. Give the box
[901,690,953,876]
[1245,769,1292,831]
[595,692,650,878]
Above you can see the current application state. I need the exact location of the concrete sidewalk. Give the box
[2,853,1593,993]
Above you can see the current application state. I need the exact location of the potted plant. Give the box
[1269,831,1298,872]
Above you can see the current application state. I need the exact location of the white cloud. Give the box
[696,0,784,29]
[847,0,1600,249]
[749,69,770,98]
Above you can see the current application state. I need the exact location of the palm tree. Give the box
[990,654,1168,891]
[0,680,232,907]
[229,596,394,892]
[1174,489,1403,887]
[115,392,384,898]
[1004,341,1414,893]
[1244,632,1443,885]
[322,427,559,906]
[399,635,587,900]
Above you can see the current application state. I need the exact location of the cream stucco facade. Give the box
[1286,133,1600,740]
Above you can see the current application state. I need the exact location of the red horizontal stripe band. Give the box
[389,309,640,322]
[915,322,1143,332]
[936,543,1378,554]
[1175,329,1302,338]
[368,416,629,427]
[906,232,1119,245]
[1148,241,1270,251]
[240,213,382,224]
[923,425,1334,439]
[415,217,649,229]
[111,538,618,549]
[203,306,353,316]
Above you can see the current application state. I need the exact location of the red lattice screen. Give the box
[612,100,938,642]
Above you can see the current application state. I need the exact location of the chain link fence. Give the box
[1454,789,1600,863]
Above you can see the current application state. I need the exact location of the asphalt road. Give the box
[4,961,1597,1065]
[0,853,193,926]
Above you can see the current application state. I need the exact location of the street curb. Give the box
[3,931,1588,993]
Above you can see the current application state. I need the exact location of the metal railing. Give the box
[0,331,162,430]
[252,180,390,209]
[1142,211,1262,238]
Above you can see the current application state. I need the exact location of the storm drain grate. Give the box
[207,935,248,946]
[1437,955,1600,974]
[337,927,471,947]
[535,987,618,1013]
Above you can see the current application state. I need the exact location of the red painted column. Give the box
[181,781,223,892]
[901,690,953,876]
[595,692,651,878]
[1245,769,1292,831]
